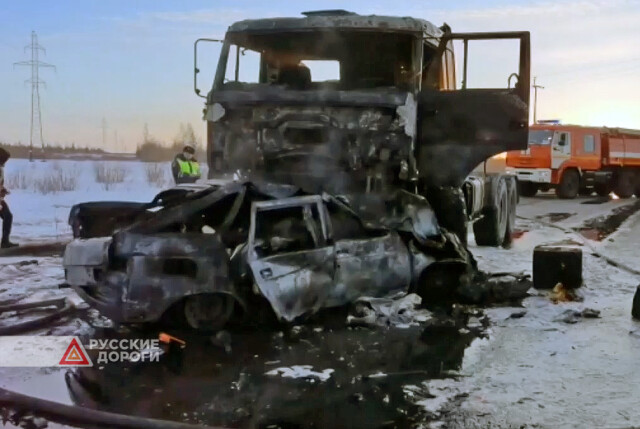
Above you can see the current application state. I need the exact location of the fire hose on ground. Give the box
[0,298,77,336]
[0,386,228,429]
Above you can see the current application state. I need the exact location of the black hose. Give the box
[0,300,77,335]
[0,242,67,257]
[0,298,66,314]
[0,386,227,429]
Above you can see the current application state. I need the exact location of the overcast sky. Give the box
[1,0,639,151]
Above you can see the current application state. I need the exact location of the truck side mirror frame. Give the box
[194,38,223,98]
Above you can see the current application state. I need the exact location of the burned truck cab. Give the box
[195,10,530,194]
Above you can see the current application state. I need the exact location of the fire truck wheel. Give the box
[556,169,579,199]
[614,169,636,199]
[594,183,611,197]
[579,187,593,196]
[473,178,508,247]
[518,181,538,197]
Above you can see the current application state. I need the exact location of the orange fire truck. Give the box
[506,124,640,198]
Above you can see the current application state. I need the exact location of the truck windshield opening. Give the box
[216,30,420,91]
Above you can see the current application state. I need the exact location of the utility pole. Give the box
[14,31,55,162]
[532,76,544,124]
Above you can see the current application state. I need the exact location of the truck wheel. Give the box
[594,183,611,197]
[579,187,593,196]
[614,169,636,199]
[504,179,518,247]
[518,181,538,197]
[183,294,234,331]
[473,178,508,247]
[556,169,579,199]
[424,186,468,247]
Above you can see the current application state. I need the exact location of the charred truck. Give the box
[62,11,530,330]
[195,10,529,247]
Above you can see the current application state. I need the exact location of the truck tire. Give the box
[579,187,593,196]
[518,181,538,197]
[504,179,518,247]
[473,178,508,247]
[594,183,611,197]
[556,169,579,199]
[614,169,636,199]
[424,186,468,247]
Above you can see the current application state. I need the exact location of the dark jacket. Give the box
[0,148,9,165]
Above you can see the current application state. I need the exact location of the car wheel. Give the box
[183,294,234,331]
[556,169,579,199]
[473,178,508,247]
[518,181,538,197]
[614,169,636,199]
[416,261,470,306]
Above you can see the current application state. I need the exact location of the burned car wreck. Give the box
[63,181,473,329]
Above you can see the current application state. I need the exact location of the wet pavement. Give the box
[4,315,481,428]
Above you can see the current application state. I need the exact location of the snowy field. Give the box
[0,162,639,428]
[2,159,207,244]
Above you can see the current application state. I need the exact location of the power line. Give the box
[13,31,55,162]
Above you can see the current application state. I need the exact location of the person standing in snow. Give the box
[171,144,201,184]
[0,148,18,249]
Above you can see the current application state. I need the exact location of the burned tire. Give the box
[594,183,611,197]
[473,178,508,247]
[614,169,637,199]
[556,169,580,199]
[416,261,469,305]
[518,181,538,197]
[183,294,234,331]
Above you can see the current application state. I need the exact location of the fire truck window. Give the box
[529,130,553,145]
[584,135,595,153]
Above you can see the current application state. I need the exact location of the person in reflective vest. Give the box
[171,144,201,184]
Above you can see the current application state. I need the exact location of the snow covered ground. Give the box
[2,159,205,244]
[417,195,640,428]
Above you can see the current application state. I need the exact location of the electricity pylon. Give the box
[14,31,55,161]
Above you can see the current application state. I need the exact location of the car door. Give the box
[417,31,531,187]
[247,198,335,322]
[332,232,411,306]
